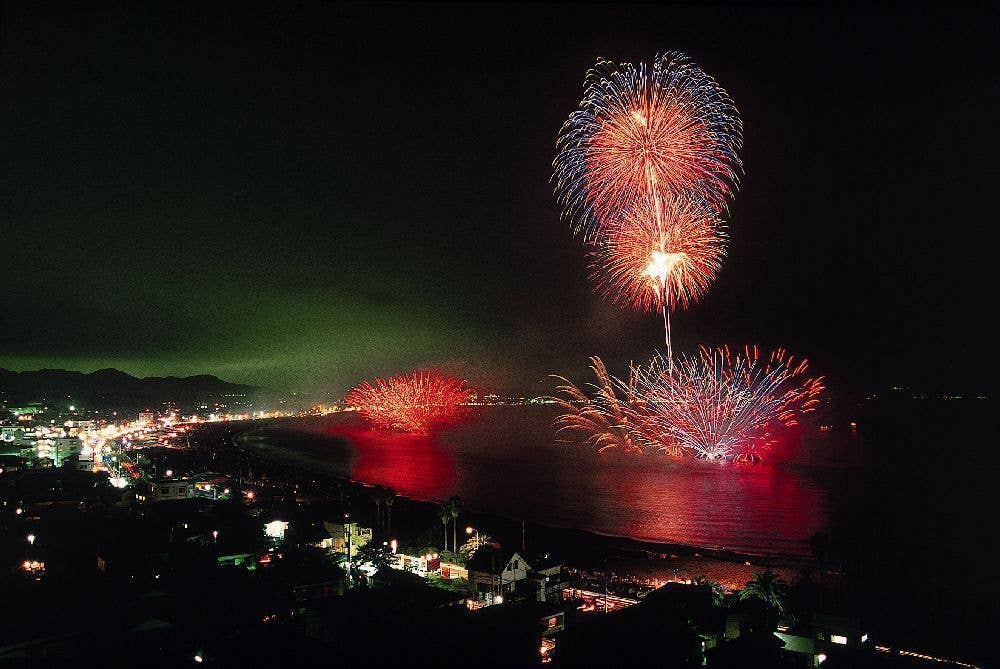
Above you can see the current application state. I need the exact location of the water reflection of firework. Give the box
[345,371,474,434]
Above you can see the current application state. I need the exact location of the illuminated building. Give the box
[144,477,193,502]
[1,425,37,446]
[467,548,530,603]
[263,519,289,540]
[774,614,868,667]
[324,520,372,555]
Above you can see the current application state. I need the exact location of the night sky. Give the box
[2,3,996,396]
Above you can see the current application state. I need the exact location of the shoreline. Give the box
[226,418,811,589]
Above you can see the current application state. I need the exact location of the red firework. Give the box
[345,371,474,434]
[591,197,727,313]
[553,53,743,240]
[636,346,826,462]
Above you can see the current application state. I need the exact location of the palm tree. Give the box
[384,489,395,536]
[740,569,788,617]
[372,488,384,536]
[446,496,461,555]
[439,506,451,551]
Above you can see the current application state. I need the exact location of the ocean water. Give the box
[242,406,862,557]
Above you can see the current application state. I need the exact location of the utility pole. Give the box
[344,513,352,586]
[604,552,609,614]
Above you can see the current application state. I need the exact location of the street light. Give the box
[466,526,481,551]
[27,534,36,546]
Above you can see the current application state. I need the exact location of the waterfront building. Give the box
[467,547,530,600]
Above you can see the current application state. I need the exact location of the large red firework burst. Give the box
[345,371,474,434]
[591,197,727,313]
[636,346,825,462]
[553,52,742,240]
[552,348,823,462]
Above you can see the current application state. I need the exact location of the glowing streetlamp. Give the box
[27,534,36,546]
[465,526,481,551]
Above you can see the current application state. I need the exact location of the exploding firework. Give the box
[593,198,726,313]
[551,357,648,454]
[591,197,727,364]
[345,371,474,434]
[636,346,825,461]
[553,52,742,240]
[552,347,823,462]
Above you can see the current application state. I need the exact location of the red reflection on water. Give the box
[288,409,828,556]
[325,422,456,500]
[611,457,824,554]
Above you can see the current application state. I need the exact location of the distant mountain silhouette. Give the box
[0,368,257,413]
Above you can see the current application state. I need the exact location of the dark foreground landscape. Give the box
[1,395,993,667]
[233,398,997,665]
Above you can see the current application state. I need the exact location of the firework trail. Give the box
[591,197,727,365]
[635,346,825,461]
[553,52,742,241]
[345,370,474,434]
[551,357,647,454]
[551,357,684,457]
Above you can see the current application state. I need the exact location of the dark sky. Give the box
[1,2,996,396]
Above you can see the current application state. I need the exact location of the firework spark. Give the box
[551,357,647,454]
[345,370,474,434]
[553,52,743,240]
[636,346,825,461]
[591,197,727,314]
[552,347,823,462]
